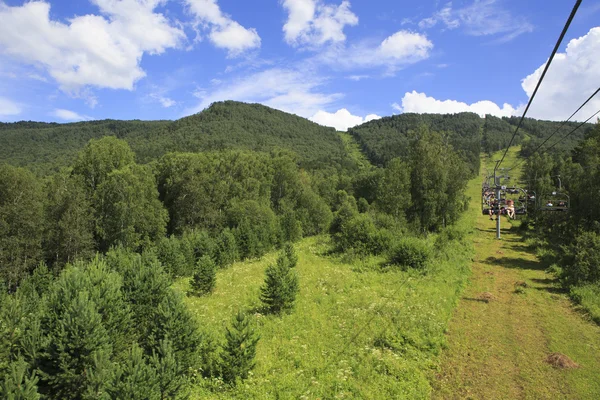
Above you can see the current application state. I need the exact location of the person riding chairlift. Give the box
[506,199,515,219]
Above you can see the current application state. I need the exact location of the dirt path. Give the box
[433,164,600,399]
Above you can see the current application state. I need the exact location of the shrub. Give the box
[190,256,217,296]
[334,213,391,255]
[156,236,190,277]
[561,231,600,285]
[389,237,431,270]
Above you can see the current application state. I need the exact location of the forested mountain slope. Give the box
[348,112,484,174]
[0,101,344,174]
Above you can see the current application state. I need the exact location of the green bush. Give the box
[221,311,259,385]
[389,237,431,270]
[260,256,299,314]
[334,213,391,255]
[561,231,600,285]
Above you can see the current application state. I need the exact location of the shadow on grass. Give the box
[483,256,545,271]
[462,297,490,303]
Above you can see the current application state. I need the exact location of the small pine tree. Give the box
[110,344,159,400]
[260,257,299,314]
[151,339,189,400]
[190,256,216,296]
[221,311,260,384]
[1,358,40,400]
[283,243,298,268]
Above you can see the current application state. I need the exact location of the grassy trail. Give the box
[433,151,600,399]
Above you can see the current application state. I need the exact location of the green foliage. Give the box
[389,237,432,271]
[156,236,189,278]
[215,228,238,268]
[279,209,303,244]
[221,311,260,385]
[349,111,482,175]
[110,344,159,400]
[151,339,189,400]
[94,164,168,251]
[44,172,95,266]
[72,136,135,192]
[1,358,40,400]
[333,213,392,256]
[0,164,44,291]
[561,231,600,285]
[39,290,114,399]
[283,243,298,268]
[260,253,299,314]
[190,256,217,296]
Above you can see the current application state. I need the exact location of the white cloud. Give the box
[0,1,185,94]
[183,68,342,118]
[185,0,261,56]
[150,94,176,108]
[0,96,21,117]
[397,91,516,117]
[319,30,433,72]
[282,0,358,48]
[51,108,91,121]
[310,108,381,131]
[419,0,533,42]
[520,27,600,121]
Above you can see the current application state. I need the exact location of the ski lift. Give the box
[540,191,570,212]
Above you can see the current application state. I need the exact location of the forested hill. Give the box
[0,101,344,174]
[348,112,484,174]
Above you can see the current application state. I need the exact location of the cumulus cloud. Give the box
[0,96,21,118]
[183,68,342,118]
[319,30,433,72]
[51,108,91,121]
[0,1,184,95]
[186,0,261,56]
[396,91,516,117]
[419,0,533,42]
[282,0,358,48]
[520,27,600,121]
[310,108,381,131]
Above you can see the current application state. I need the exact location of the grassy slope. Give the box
[337,131,373,171]
[174,179,481,398]
[433,148,600,399]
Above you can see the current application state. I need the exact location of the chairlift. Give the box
[540,191,570,212]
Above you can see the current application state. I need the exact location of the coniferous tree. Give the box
[152,339,189,400]
[0,357,40,400]
[110,344,159,400]
[39,292,113,400]
[221,311,260,384]
[190,255,216,296]
[215,228,238,268]
[283,243,298,268]
[260,254,299,314]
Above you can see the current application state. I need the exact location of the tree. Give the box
[215,228,238,268]
[221,311,260,384]
[190,256,216,296]
[110,345,159,400]
[0,358,40,400]
[377,158,411,220]
[72,136,135,193]
[94,164,168,251]
[0,164,44,291]
[283,243,298,268]
[39,292,113,400]
[44,172,95,267]
[151,339,189,400]
[260,254,299,314]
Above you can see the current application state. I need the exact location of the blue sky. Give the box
[1,0,599,130]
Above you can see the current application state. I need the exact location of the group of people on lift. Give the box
[483,191,515,220]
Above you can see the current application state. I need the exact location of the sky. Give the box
[0,0,599,131]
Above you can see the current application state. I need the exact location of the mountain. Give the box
[0,101,345,174]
